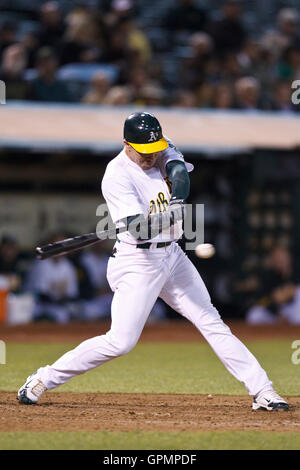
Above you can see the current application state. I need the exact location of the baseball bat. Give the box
[36,225,128,260]
[36,206,181,260]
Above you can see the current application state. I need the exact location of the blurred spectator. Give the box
[260,8,300,60]
[65,2,94,27]
[238,39,277,107]
[126,66,158,105]
[0,235,19,275]
[101,0,137,28]
[122,16,152,64]
[162,0,207,33]
[27,47,73,102]
[102,85,131,105]
[271,80,296,112]
[209,0,247,57]
[277,45,300,81]
[79,244,112,320]
[0,235,34,324]
[213,82,234,109]
[67,251,94,301]
[195,82,215,108]
[1,43,27,75]
[203,57,221,83]
[103,21,129,66]
[0,235,30,291]
[0,43,28,99]
[81,71,111,104]
[172,89,197,108]
[138,84,165,106]
[0,20,17,56]
[37,1,66,50]
[60,14,104,65]
[180,32,214,90]
[277,8,300,46]
[246,245,300,325]
[104,15,152,69]
[234,76,261,110]
[26,233,79,323]
[220,52,243,81]
[80,244,109,291]
[20,32,41,69]
[238,38,263,75]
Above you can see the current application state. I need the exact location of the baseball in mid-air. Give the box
[195,243,216,258]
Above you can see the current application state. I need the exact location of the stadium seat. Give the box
[57,63,119,84]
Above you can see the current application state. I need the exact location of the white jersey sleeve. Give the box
[101,176,145,224]
[158,137,194,176]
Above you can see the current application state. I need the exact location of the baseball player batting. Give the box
[18,112,288,411]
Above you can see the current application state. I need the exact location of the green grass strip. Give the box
[1,340,300,395]
[0,431,300,450]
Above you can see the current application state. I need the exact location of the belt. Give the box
[136,241,172,249]
[111,238,172,258]
[112,240,171,256]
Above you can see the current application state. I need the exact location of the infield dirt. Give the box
[1,320,300,434]
[1,392,299,433]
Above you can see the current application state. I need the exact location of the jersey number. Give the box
[150,192,168,213]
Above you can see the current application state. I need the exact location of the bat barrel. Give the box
[36,233,100,260]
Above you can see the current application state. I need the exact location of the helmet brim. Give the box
[127,137,168,154]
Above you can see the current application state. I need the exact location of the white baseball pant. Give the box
[38,242,272,396]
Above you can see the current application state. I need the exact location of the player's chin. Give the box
[142,160,156,169]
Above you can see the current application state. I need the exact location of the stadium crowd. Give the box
[0,0,299,110]
[1,0,300,326]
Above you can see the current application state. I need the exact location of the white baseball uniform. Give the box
[37,141,272,397]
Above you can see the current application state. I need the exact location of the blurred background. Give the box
[0,0,300,327]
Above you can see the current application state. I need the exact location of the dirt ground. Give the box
[1,320,300,433]
[1,393,299,433]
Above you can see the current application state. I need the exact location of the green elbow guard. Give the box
[166,160,190,201]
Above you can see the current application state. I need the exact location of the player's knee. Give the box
[195,304,232,335]
[104,330,138,357]
[115,339,136,356]
[107,335,137,356]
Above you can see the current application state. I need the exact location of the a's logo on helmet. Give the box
[148,131,158,142]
